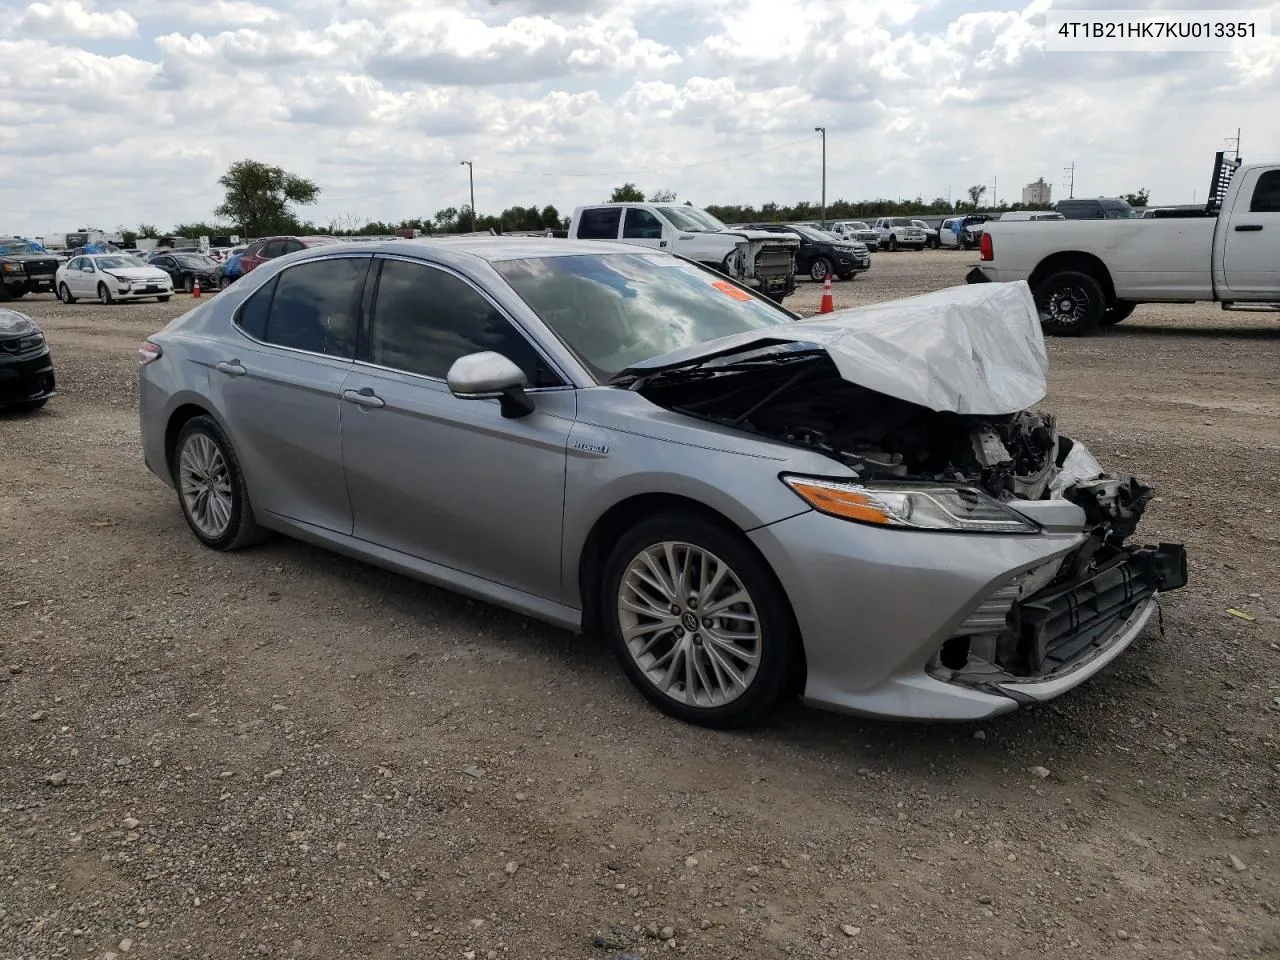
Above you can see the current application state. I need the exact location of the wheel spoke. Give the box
[704,628,760,666]
[703,589,750,616]
[702,641,748,690]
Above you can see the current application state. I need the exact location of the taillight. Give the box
[139,341,162,365]
[979,232,993,261]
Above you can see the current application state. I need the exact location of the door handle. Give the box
[342,388,384,409]
[215,360,246,377]
[1234,224,1263,232]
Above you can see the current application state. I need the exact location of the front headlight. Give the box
[2,262,24,274]
[781,475,1039,534]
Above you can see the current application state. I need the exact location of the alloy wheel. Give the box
[179,433,234,539]
[616,541,761,708]
[1044,286,1089,329]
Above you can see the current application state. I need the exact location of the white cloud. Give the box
[0,0,1277,235]
[15,0,138,39]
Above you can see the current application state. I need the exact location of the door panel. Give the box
[209,344,355,533]
[339,255,573,602]
[341,371,574,601]
[205,256,370,533]
[1223,168,1280,296]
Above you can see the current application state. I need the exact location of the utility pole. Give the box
[992,175,997,208]
[460,161,475,224]
[814,127,826,226]
[1063,162,1075,199]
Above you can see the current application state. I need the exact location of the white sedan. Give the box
[56,254,173,304]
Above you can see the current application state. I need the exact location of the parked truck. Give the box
[968,154,1280,335]
[568,202,800,301]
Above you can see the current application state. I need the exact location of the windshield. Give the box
[95,255,147,269]
[175,254,216,266]
[0,240,42,255]
[653,206,726,233]
[494,253,792,382]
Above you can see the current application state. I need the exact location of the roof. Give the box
[301,236,648,263]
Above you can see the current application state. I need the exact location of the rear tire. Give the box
[1102,300,1137,326]
[601,510,797,729]
[1034,271,1106,336]
[172,415,268,551]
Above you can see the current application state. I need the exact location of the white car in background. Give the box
[56,253,174,304]
[872,217,928,251]
[828,221,880,249]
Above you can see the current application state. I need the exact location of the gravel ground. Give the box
[2,249,1278,960]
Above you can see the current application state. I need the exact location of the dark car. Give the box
[744,223,870,282]
[0,238,61,301]
[0,308,55,411]
[237,235,342,275]
[148,252,222,293]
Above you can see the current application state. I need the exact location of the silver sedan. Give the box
[137,238,1187,728]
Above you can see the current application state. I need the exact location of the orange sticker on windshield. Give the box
[711,280,753,301]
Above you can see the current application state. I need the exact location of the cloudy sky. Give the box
[1,0,1277,236]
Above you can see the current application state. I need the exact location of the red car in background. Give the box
[237,235,342,275]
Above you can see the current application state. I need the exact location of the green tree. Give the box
[118,228,139,247]
[1120,188,1150,207]
[966,184,987,209]
[433,206,460,232]
[136,223,159,239]
[648,188,677,202]
[213,159,320,237]
[609,182,645,202]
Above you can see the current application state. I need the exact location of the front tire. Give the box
[1034,270,1106,336]
[172,416,266,551]
[58,283,76,304]
[888,236,899,251]
[157,296,170,303]
[183,275,194,293]
[601,511,797,729]
[809,257,832,282]
[97,283,113,305]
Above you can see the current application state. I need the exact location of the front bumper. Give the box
[114,285,173,299]
[3,274,55,293]
[748,509,1187,721]
[0,346,56,408]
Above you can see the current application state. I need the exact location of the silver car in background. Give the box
[137,238,1187,728]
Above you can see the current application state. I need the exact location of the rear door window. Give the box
[260,257,368,358]
[575,208,622,240]
[1249,170,1280,213]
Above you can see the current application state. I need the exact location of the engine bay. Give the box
[639,352,1154,544]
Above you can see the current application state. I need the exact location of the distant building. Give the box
[1022,178,1052,205]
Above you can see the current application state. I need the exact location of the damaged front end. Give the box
[616,281,1188,700]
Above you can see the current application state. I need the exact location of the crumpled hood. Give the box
[619,280,1048,415]
[718,229,800,246]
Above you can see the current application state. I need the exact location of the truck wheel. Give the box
[888,236,899,252]
[1101,300,1137,326]
[1034,271,1106,336]
[808,258,831,282]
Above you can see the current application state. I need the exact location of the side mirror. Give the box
[446,351,535,419]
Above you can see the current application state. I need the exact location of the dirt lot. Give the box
[2,249,1278,960]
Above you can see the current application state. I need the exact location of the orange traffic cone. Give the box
[819,274,834,314]
[192,278,201,298]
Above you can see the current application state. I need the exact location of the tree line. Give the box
[107,161,1153,244]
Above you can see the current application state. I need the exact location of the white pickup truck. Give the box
[568,202,800,301]
[967,156,1280,335]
